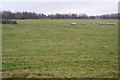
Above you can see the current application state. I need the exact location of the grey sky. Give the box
[0,0,119,2]
[1,1,118,16]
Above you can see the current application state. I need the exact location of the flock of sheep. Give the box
[97,22,116,25]
[70,22,116,25]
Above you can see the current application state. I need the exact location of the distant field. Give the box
[2,19,118,78]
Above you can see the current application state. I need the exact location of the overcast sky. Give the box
[1,0,119,16]
[0,0,119,2]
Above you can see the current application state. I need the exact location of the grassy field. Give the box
[2,19,118,78]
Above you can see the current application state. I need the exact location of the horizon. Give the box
[2,10,119,17]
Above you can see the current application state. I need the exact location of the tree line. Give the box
[2,11,119,19]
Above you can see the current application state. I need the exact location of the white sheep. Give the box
[99,22,116,25]
[112,23,116,25]
[71,23,76,25]
[82,23,85,25]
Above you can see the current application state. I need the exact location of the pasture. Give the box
[2,19,118,78]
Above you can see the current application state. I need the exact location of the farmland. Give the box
[2,19,118,78]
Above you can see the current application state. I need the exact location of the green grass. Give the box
[2,19,118,78]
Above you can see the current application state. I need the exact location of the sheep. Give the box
[98,22,116,25]
[21,20,24,22]
[105,23,116,25]
[99,22,108,25]
[82,23,85,25]
[71,23,76,25]
[99,22,104,25]
[112,23,116,25]
[92,22,95,25]
[106,23,114,25]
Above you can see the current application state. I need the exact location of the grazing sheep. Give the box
[99,22,108,25]
[71,23,76,25]
[21,20,24,22]
[105,23,116,25]
[92,22,95,25]
[112,23,116,25]
[82,23,85,25]
[108,23,112,25]
[99,22,103,25]
[98,22,116,25]
[105,23,113,25]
